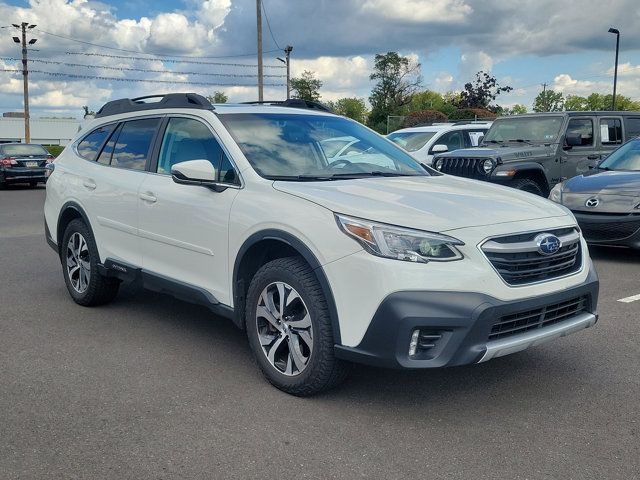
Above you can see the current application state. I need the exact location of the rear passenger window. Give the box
[566,119,593,146]
[625,117,640,138]
[76,124,115,161]
[97,124,122,165]
[110,118,160,171]
[600,118,622,145]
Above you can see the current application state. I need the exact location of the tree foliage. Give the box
[563,93,640,111]
[458,71,513,109]
[290,70,323,102]
[326,97,368,123]
[207,91,228,104]
[504,104,528,115]
[368,52,422,133]
[401,110,448,128]
[533,89,564,112]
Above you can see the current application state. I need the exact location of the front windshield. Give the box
[0,144,48,157]
[483,116,563,144]
[220,113,428,180]
[599,139,640,171]
[387,131,437,152]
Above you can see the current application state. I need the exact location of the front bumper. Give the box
[573,212,640,248]
[334,267,598,369]
[1,167,47,183]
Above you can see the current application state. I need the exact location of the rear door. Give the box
[137,116,241,305]
[562,116,599,178]
[76,117,162,267]
[598,116,624,159]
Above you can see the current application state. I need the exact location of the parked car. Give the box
[549,136,640,248]
[432,111,640,196]
[0,142,53,189]
[44,94,599,396]
[387,122,491,165]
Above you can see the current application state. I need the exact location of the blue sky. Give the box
[0,0,639,117]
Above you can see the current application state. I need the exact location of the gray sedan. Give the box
[549,137,640,248]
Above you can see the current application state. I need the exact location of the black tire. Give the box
[60,219,120,306]
[511,178,545,196]
[245,257,348,396]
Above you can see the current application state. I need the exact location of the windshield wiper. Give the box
[267,174,336,181]
[329,171,420,179]
[484,139,503,144]
[507,138,537,145]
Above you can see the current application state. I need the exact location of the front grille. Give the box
[438,157,489,180]
[482,228,582,286]
[489,296,588,340]
[578,220,640,242]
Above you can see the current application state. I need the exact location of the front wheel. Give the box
[245,257,348,396]
[511,178,545,196]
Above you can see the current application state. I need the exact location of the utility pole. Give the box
[541,82,548,111]
[277,45,293,99]
[256,0,264,101]
[608,28,620,110]
[12,22,37,143]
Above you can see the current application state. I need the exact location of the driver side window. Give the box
[157,117,238,185]
[431,131,464,153]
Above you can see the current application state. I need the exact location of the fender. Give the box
[55,201,94,256]
[491,161,551,186]
[233,229,342,344]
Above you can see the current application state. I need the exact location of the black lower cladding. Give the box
[573,212,640,248]
[334,267,599,369]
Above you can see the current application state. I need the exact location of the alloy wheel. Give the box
[255,281,313,376]
[66,232,91,294]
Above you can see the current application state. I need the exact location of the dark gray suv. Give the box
[432,111,640,196]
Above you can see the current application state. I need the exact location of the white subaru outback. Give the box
[44,94,599,396]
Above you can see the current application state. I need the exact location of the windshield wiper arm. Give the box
[507,138,536,145]
[329,171,418,178]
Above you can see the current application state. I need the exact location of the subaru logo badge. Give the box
[585,197,600,208]
[535,233,562,256]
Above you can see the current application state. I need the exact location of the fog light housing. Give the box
[408,329,446,358]
[409,329,420,356]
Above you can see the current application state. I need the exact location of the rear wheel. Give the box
[61,219,120,306]
[245,257,348,396]
[511,178,544,196]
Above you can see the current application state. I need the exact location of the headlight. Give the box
[549,183,563,203]
[433,158,444,170]
[336,214,464,262]
[482,159,495,174]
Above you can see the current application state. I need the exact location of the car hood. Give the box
[436,144,554,161]
[562,170,640,213]
[273,175,569,233]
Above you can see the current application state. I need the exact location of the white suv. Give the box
[387,122,492,165]
[44,94,599,396]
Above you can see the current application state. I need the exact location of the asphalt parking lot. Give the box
[1,187,639,479]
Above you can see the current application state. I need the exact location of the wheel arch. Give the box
[232,229,341,344]
[56,201,94,257]
[495,162,550,195]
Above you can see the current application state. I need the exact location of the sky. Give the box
[1,0,639,118]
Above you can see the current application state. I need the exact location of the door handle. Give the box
[139,192,157,203]
[82,179,96,190]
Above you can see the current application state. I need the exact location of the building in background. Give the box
[0,115,80,145]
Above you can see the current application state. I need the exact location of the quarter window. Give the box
[110,118,160,171]
[566,119,593,147]
[432,131,464,152]
[76,124,115,161]
[158,117,238,184]
[600,118,623,145]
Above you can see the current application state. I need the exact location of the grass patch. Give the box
[43,145,65,157]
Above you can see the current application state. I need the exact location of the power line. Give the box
[0,68,286,87]
[36,29,281,59]
[261,0,281,50]
[56,51,286,68]
[0,56,287,77]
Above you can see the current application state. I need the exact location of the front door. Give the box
[137,116,241,306]
[563,116,599,179]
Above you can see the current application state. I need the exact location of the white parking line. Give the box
[617,293,640,304]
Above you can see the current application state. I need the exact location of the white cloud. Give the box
[291,56,370,91]
[363,0,472,23]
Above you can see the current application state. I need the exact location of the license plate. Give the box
[25,161,38,167]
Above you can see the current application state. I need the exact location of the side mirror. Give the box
[564,132,582,148]
[171,160,217,186]
[431,144,448,153]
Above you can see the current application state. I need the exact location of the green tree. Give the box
[458,71,513,109]
[408,90,445,113]
[505,104,528,115]
[328,97,368,123]
[533,89,564,112]
[207,91,228,104]
[564,95,588,111]
[564,93,640,111]
[290,70,322,102]
[368,52,422,133]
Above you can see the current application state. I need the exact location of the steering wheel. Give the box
[327,159,354,169]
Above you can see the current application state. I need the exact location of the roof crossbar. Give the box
[95,93,214,118]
